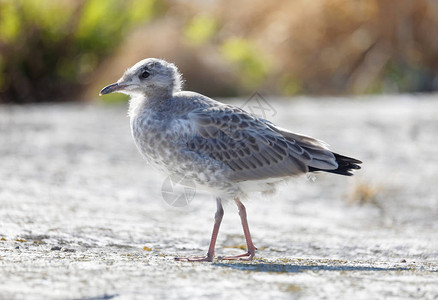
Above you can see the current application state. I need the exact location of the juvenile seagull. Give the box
[100,58,361,262]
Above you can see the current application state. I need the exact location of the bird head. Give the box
[99,58,183,97]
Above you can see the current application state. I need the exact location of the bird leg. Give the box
[219,197,257,261]
[175,197,224,262]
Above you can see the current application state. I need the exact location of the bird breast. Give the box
[131,111,174,168]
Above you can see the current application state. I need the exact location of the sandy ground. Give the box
[0,94,437,299]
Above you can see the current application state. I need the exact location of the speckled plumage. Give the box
[129,91,238,197]
[100,58,361,261]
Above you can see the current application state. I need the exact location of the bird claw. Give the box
[218,250,256,261]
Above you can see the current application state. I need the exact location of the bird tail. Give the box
[265,124,362,176]
[308,153,362,176]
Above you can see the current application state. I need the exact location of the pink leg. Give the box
[219,197,257,261]
[175,198,224,262]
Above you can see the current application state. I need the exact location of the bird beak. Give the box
[99,83,127,96]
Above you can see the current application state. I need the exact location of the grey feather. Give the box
[187,105,337,182]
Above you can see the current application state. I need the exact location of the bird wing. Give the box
[187,105,338,182]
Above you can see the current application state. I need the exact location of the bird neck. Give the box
[128,91,172,118]
[147,86,173,100]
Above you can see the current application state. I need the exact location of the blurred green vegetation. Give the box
[0,0,164,103]
[1,0,438,103]
[221,38,270,90]
[184,15,218,46]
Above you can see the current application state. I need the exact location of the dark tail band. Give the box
[308,153,362,176]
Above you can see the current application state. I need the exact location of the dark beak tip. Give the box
[98,88,108,96]
[99,83,119,96]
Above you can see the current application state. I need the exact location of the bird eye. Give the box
[140,70,150,79]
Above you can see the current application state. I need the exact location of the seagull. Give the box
[100,58,362,262]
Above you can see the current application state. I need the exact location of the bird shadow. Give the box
[212,262,409,273]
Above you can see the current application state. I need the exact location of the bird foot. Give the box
[218,249,256,261]
[174,254,213,262]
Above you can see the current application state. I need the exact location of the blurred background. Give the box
[1,0,438,103]
[1,2,438,298]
